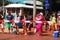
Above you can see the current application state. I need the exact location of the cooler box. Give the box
[54,31,59,38]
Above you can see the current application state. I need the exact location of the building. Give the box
[5,1,43,16]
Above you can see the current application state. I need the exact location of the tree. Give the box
[0,0,12,6]
[37,0,45,3]
[37,0,45,6]
[38,0,45,2]
[56,0,60,3]
[0,0,3,6]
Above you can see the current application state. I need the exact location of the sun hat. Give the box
[39,12,43,15]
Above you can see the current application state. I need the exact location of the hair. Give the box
[24,14,27,19]
[15,23,18,26]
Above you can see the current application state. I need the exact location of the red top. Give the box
[0,20,4,22]
[9,20,14,22]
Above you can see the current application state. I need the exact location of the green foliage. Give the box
[0,0,12,6]
[38,0,45,6]
[0,0,3,6]
[40,0,45,3]
[38,0,45,3]
[37,0,45,7]
[56,0,60,3]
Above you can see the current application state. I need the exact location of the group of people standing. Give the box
[0,10,60,36]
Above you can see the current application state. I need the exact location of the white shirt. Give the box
[14,16,20,23]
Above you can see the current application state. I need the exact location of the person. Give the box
[0,14,4,33]
[36,12,44,36]
[45,11,50,21]
[22,14,27,35]
[28,19,33,32]
[12,23,19,34]
[57,15,60,32]
[50,12,57,31]
[26,15,33,32]
[28,15,33,20]
[6,11,14,33]
[14,13,20,23]
[14,13,20,34]
[43,19,48,32]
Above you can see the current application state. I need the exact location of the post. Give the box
[20,8,23,16]
[3,0,4,15]
[33,0,36,27]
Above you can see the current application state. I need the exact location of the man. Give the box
[6,11,14,33]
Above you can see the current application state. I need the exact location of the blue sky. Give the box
[7,0,24,2]
[7,0,32,3]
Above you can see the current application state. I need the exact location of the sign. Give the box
[45,0,50,10]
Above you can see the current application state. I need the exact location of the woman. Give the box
[50,12,57,31]
[36,12,44,36]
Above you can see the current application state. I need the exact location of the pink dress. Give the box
[36,15,44,34]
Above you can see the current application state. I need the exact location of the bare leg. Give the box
[8,28,10,33]
[23,23,27,35]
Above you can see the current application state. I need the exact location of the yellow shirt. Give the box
[50,16,56,23]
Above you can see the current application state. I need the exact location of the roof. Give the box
[5,4,43,9]
[24,1,43,5]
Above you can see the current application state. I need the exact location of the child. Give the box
[28,20,33,32]
[6,11,14,33]
[22,14,27,35]
[12,23,19,34]
[0,22,4,33]
[43,19,48,32]
[0,14,4,33]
